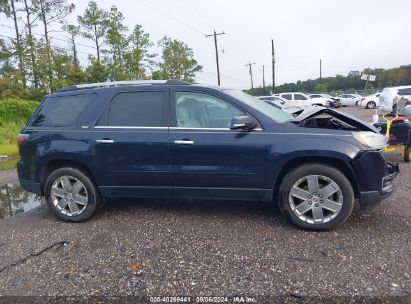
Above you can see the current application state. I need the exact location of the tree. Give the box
[1,0,27,88]
[85,56,108,82]
[62,23,80,67]
[22,0,40,88]
[314,83,327,93]
[103,6,129,80]
[123,24,155,79]
[32,0,75,87]
[77,1,107,62]
[50,49,86,90]
[157,36,202,82]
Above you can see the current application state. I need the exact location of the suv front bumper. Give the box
[352,151,399,209]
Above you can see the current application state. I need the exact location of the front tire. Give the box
[278,163,354,230]
[45,167,101,222]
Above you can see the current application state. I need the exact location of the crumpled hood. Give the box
[291,106,379,133]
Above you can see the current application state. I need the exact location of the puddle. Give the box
[0,183,44,219]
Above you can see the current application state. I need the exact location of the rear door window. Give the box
[282,94,292,100]
[105,91,167,127]
[31,94,95,127]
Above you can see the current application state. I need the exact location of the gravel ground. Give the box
[0,107,410,303]
[0,168,17,184]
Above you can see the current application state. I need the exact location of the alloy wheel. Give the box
[50,175,88,216]
[289,175,343,224]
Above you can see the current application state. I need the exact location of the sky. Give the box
[1,0,410,89]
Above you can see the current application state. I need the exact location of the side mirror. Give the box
[230,115,257,131]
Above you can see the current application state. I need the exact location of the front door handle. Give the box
[96,139,114,144]
[174,139,194,145]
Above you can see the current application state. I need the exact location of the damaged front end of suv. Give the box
[289,106,399,209]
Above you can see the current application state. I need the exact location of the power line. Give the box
[0,23,97,50]
[0,32,93,56]
[205,30,225,86]
[138,0,204,35]
[177,0,250,64]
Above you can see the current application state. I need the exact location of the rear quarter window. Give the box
[30,94,95,127]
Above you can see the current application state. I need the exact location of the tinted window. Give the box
[175,92,243,128]
[398,88,411,95]
[294,94,308,100]
[282,94,292,100]
[260,97,275,101]
[107,92,165,127]
[31,94,94,127]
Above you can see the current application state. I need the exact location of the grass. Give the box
[0,144,18,157]
[0,123,21,157]
[0,158,18,171]
[0,98,38,158]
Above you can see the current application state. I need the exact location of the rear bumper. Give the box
[353,152,399,209]
[17,160,43,195]
[19,178,42,195]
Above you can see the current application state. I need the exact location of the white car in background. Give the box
[257,95,306,113]
[358,93,380,109]
[309,93,341,108]
[379,86,411,112]
[277,92,329,107]
[337,94,362,106]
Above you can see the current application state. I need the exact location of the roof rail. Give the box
[56,79,190,92]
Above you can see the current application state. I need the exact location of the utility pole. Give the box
[205,30,225,86]
[271,39,276,93]
[320,59,322,81]
[262,65,266,94]
[245,62,256,89]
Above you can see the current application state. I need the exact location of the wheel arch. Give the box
[272,156,360,202]
[40,159,97,195]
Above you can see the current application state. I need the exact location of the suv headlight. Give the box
[352,131,388,150]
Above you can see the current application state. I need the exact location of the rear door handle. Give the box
[174,139,194,145]
[96,139,114,144]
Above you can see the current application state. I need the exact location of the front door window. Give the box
[175,92,244,128]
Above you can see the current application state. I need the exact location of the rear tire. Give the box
[366,101,376,109]
[278,163,354,230]
[45,167,101,222]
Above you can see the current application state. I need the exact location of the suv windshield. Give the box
[223,89,292,123]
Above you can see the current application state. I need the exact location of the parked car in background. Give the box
[17,80,398,230]
[257,95,305,114]
[278,92,329,107]
[379,86,411,112]
[309,94,341,108]
[358,93,380,109]
[397,96,411,116]
[338,94,362,107]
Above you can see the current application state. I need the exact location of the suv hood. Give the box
[291,106,378,133]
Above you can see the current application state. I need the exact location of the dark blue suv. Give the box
[17,80,399,229]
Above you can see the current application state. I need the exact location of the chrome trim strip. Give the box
[169,127,264,131]
[94,126,168,129]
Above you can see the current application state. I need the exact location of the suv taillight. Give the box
[17,134,29,146]
[405,100,411,106]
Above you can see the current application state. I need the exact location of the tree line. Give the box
[0,0,203,100]
[250,65,411,96]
